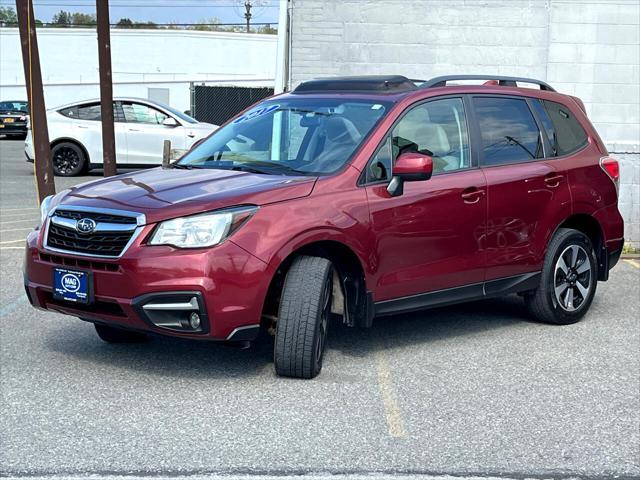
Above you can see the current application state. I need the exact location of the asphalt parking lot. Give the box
[1,137,639,479]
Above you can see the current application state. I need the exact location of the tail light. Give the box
[600,156,620,193]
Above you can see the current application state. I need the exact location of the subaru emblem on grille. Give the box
[76,218,97,234]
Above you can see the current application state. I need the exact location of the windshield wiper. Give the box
[171,163,204,170]
[230,164,272,174]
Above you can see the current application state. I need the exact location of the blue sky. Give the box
[0,0,280,25]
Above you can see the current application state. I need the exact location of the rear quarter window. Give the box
[532,99,588,157]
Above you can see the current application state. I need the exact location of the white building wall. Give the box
[0,28,277,113]
[289,0,640,246]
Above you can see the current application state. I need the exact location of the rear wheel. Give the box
[52,142,86,176]
[525,228,597,325]
[274,256,333,379]
[94,323,147,343]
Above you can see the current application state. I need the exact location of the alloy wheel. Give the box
[53,147,80,175]
[554,244,592,312]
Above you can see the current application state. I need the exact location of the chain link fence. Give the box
[190,84,274,126]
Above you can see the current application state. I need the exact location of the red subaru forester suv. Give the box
[24,75,624,378]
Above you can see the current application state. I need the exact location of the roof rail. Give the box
[422,75,556,92]
[293,75,418,94]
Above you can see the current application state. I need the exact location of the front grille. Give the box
[55,209,137,225]
[45,209,139,257]
[39,253,120,272]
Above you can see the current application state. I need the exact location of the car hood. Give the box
[55,167,317,224]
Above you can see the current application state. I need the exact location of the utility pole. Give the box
[244,1,252,33]
[96,0,117,177]
[16,0,56,202]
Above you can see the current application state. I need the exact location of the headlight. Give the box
[148,206,258,249]
[39,195,54,228]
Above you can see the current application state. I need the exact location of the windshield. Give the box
[0,101,28,113]
[162,104,199,124]
[177,98,389,175]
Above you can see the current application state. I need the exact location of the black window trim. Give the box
[359,94,476,187]
[470,93,548,169]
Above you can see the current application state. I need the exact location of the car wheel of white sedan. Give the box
[52,142,86,177]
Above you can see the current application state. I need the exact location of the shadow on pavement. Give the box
[45,295,531,380]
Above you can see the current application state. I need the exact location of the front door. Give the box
[122,101,186,164]
[364,97,487,302]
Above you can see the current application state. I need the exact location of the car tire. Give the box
[94,323,147,343]
[525,228,598,325]
[51,142,86,177]
[274,256,334,379]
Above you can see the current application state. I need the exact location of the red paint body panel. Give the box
[482,160,572,280]
[365,169,487,300]
[23,82,625,340]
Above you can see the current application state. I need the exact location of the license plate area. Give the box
[53,267,93,304]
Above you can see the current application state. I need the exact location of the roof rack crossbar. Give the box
[421,75,556,92]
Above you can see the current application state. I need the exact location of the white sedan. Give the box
[25,97,217,176]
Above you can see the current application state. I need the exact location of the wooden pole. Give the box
[96,0,117,177]
[162,140,171,168]
[16,0,55,202]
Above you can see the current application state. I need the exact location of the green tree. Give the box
[0,6,18,25]
[70,12,96,26]
[190,17,230,32]
[257,23,277,35]
[51,10,71,26]
[116,17,134,28]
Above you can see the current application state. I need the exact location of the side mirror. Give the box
[387,152,433,197]
[162,117,179,128]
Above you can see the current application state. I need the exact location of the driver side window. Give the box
[392,98,470,175]
[122,102,168,125]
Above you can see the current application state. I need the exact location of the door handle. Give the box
[187,133,196,138]
[544,173,563,187]
[128,128,140,132]
[77,125,88,129]
[461,187,485,204]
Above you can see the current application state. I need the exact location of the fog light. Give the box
[189,312,201,330]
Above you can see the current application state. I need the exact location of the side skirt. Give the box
[374,271,541,317]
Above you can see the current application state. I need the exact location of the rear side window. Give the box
[77,103,102,121]
[58,106,78,118]
[473,97,543,166]
[59,103,125,122]
[532,99,588,156]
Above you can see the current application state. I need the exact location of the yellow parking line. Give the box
[374,348,407,438]
[624,259,640,269]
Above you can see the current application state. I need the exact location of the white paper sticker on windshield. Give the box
[371,104,383,110]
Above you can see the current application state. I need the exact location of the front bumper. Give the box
[0,122,27,136]
[24,227,273,341]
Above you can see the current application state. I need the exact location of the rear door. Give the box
[122,101,187,164]
[364,96,487,302]
[59,102,128,164]
[472,95,572,281]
